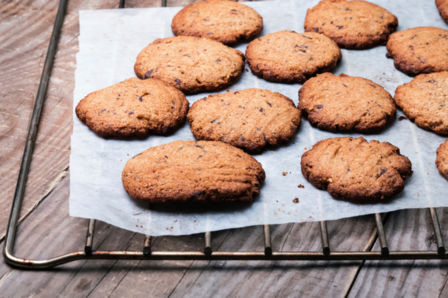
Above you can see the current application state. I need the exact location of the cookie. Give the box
[245,30,341,83]
[301,137,412,202]
[436,139,448,180]
[386,27,448,76]
[298,73,396,133]
[188,89,301,152]
[75,78,188,138]
[436,0,448,23]
[304,0,397,49]
[134,36,245,94]
[122,141,265,203]
[394,71,448,136]
[172,0,263,44]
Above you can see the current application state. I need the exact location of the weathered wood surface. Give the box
[0,0,446,297]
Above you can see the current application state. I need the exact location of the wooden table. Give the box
[1,0,447,296]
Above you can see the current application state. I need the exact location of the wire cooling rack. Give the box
[3,0,447,269]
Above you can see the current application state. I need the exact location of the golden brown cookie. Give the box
[171,0,263,44]
[245,30,341,83]
[75,78,188,138]
[134,36,245,94]
[187,89,301,152]
[436,139,448,180]
[298,73,396,133]
[304,0,398,49]
[301,137,412,202]
[122,141,265,203]
[436,0,448,23]
[386,27,448,76]
[394,71,448,136]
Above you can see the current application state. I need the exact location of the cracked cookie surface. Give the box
[171,0,263,44]
[188,88,301,152]
[436,139,448,180]
[386,27,448,76]
[394,71,448,136]
[122,141,265,203]
[298,73,395,133]
[304,0,398,49]
[245,30,341,83]
[301,137,412,202]
[75,78,188,138]
[134,36,245,94]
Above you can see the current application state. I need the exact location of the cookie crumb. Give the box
[282,171,288,176]
[297,184,304,188]
[293,197,299,203]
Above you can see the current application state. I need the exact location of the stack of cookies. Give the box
[76,0,448,206]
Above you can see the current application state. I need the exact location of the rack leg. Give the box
[374,213,389,255]
[85,219,95,255]
[143,235,152,256]
[429,208,446,255]
[204,232,212,256]
[319,221,330,256]
[263,225,272,256]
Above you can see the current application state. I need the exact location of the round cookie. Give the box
[386,27,448,76]
[75,78,188,138]
[394,71,448,136]
[122,141,265,203]
[245,30,341,83]
[188,89,301,152]
[298,73,396,133]
[134,36,245,94]
[301,137,412,202]
[436,0,448,23]
[436,139,448,180]
[171,0,263,44]
[304,0,398,49]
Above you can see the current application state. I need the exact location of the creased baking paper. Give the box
[70,0,448,236]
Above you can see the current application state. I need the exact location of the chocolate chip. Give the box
[215,58,221,63]
[128,112,134,116]
[192,190,205,197]
[210,118,218,124]
[259,108,264,112]
[240,136,246,142]
[336,25,344,29]
[377,168,388,178]
[195,144,204,149]
[100,109,106,113]
[316,105,323,109]
[266,101,272,107]
[144,69,154,78]
[175,78,181,85]
[138,96,143,102]
[302,35,313,40]
[427,79,436,83]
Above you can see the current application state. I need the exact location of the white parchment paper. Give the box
[70,0,448,236]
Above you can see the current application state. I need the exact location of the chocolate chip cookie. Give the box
[436,139,448,180]
[75,78,188,138]
[122,141,265,203]
[386,27,448,76]
[394,71,448,136]
[245,30,341,83]
[304,0,398,49]
[172,0,263,44]
[298,73,396,132]
[134,36,245,94]
[436,0,448,23]
[301,137,412,202]
[188,88,301,152]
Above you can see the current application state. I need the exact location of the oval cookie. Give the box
[301,137,412,202]
[75,78,188,138]
[304,0,398,49]
[394,71,448,136]
[436,139,448,180]
[298,73,396,133]
[134,36,245,94]
[172,0,263,44]
[386,27,448,76]
[245,30,341,83]
[188,89,301,152]
[436,0,448,23]
[122,141,265,203]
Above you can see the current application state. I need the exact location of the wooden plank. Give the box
[0,0,119,240]
[347,208,448,297]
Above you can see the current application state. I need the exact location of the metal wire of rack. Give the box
[3,0,447,269]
